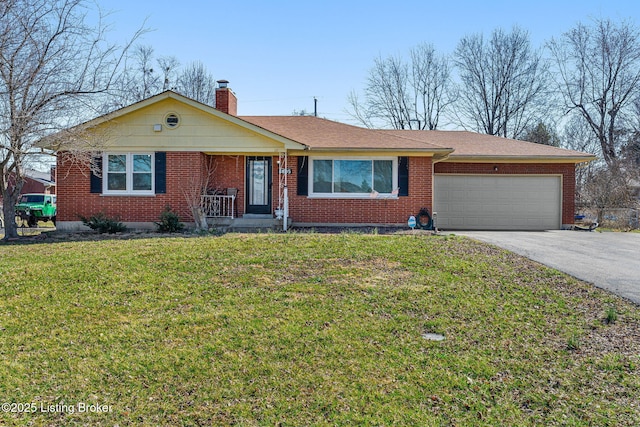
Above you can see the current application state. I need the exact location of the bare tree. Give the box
[409,44,455,130]
[182,156,218,231]
[548,18,640,167]
[348,43,453,130]
[176,61,216,106]
[582,163,637,224]
[629,98,640,166]
[0,0,142,239]
[561,115,638,224]
[108,46,180,109]
[131,45,161,101]
[562,116,604,209]
[114,49,216,107]
[454,26,548,139]
[349,55,410,129]
[158,55,181,92]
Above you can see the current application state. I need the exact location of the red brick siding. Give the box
[57,152,578,227]
[434,162,576,225]
[57,151,202,222]
[56,154,434,225]
[209,155,245,216]
[287,156,433,224]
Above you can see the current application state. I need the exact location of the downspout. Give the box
[283,152,288,232]
[430,152,451,232]
[277,151,289,232]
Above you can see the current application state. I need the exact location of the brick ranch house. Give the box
[49,82,595,231]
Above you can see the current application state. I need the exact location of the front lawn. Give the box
[0,233,638,426]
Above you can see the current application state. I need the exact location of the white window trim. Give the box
[102,152,155,195]
[308,156,398,199]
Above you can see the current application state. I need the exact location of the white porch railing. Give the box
[201,194,235,218]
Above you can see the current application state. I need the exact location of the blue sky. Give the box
[99,0,638,123]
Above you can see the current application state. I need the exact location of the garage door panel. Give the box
[434,175,561,230]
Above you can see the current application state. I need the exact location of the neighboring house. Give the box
[49,82,595,232]
[0,168,56,196]
[22,168,56,195]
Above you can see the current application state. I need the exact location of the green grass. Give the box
[0,233,639,426]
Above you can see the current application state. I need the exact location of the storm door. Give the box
[245,156,272,214]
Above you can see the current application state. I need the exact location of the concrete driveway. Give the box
[454,230,640,305]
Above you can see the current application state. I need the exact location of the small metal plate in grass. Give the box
[422,332,445,341]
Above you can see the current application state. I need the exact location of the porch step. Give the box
[207,216,284,231]
[235,218,279,228]
[242,214,274,219]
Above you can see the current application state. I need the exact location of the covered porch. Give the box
[199,152,292,230]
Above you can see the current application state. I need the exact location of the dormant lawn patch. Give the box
[1,233,638,426]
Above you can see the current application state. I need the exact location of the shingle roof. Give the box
[241,116,595,162]
[240,116,451,152]
[381,130,594,160]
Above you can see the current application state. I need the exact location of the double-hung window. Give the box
[103,153,154,195]
[309,157,396,197]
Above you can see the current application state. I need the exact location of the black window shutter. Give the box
[155,152,166,194]
[398,156,409,196]
[297,156,308,196]
[90,155,102,193]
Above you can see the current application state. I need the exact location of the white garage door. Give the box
[434,175,562,230]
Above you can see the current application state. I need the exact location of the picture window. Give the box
[309,157,397,197]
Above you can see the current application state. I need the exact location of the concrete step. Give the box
[207,216,286,231]
[242,214,273,219]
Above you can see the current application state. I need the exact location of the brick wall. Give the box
[57,152,578,228]
[434,162,576,226]
[209,155,245,215]
[57,151,203,223]
[287,156,433,225]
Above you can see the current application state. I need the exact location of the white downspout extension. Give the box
[283,185,289,232]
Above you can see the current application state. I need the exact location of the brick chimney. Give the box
[215,80,237,116]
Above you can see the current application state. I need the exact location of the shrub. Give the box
[156,205,184,233]
[79,212,127,234]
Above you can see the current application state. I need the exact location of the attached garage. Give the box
[434,175,562,230]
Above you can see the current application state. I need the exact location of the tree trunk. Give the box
[191,206,208,231]
[2,189,19,240]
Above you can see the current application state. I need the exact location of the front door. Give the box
[246,156,272,214]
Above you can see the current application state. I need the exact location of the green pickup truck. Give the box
[15,193,57,227]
